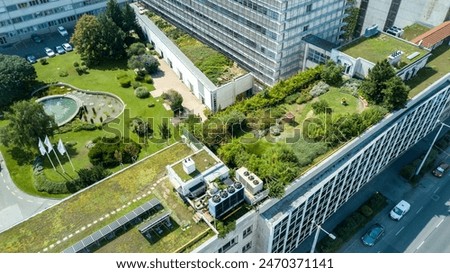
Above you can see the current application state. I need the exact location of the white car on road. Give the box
[57,26,68,36]
[390,200,410,221]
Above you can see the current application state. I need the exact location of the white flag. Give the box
[38,138,47,156]
[44,136,53,153]
[57,139,67,155]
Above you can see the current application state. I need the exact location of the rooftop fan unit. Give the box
[234,182,243,189]
[248,175,254,181]
[220,190,228,199]
[227,185,235,194]
[212,195,221,203]
[243,171,250,176]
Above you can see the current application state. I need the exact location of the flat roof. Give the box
[340,33,429,66]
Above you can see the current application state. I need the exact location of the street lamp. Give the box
[310,220,336,253]
[415,120,450,176]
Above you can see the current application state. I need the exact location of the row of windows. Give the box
[216,225,253,253]
[269,84,450,252]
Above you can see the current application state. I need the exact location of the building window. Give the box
[218,236,238,253]
[303,25,309,32]
[242,241,252,253]
[306,4,312,13]
[243,226,252,238]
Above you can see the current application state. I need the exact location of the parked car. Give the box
[361,223,384,246]
[26,55,37,64]
[44,47,55,57]
[57,26,68,36]
[390,200,410,221]
[55,45,65,54]
[432,162,449,177]
[138,6,146,15]
[62,43,73,52]
[31,34,42,43]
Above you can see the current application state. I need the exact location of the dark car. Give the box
[31,34,42,43]
[361,223,384,246]
[26,55,37,64]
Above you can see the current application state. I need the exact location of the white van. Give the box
[390,200,410,220]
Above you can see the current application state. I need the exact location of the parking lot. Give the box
[0,28,73,60]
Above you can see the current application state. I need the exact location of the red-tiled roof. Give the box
[411,21,450,48]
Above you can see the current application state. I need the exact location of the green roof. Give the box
[340,33,429,67]
[172,149,219,182]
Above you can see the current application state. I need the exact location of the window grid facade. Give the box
[266,81,450,252]
[142,0,347,85]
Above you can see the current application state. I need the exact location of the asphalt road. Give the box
[0,152,59,233]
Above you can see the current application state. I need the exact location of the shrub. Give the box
[311,100,332,115]
[144,74,153,84]
[285,93,301,104]
[39,58,48,65]
[296,93,313,104]
[80,66,88,73]
[135,74,144,82]
[33,172,69,194]
[73,61,79,67]
[119,78,131,88]
[359,205,373,218]
[309,81,330,97]
[134,87,150,98]
[116,72,128,80]
[88,136,141,168]
[59,70,69,77]
[80,61,86,66]
[131,81,141,89]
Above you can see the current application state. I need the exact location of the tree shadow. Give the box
[8,147,33,166]
[90,58,129,71]
[151,69,165,79]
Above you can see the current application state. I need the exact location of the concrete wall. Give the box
[357,0,450,33]
[194,210,259,253]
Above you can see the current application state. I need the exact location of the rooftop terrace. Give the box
[340,33,429,67]
[171,149,219,182]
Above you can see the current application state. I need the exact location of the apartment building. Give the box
[0,0,127,46]
[141,0,348,86]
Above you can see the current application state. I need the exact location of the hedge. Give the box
[318,192,387,252]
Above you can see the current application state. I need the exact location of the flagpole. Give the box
[53,149,65,173]
[66,153,75,171]
[46,153,56,171]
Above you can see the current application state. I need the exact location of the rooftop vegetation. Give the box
[145,11,246,86]
[340,33,429,67]
[402,23,431,41]
[172,149,218,182]
[0,143,211,252]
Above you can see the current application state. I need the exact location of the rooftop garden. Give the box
[402,23,431,41]
[189,63,390,198]
[171,149,219,182]
[340,33,429,67]
[406,44,450,98]
[145,11,246,86]
[0,143,214,252]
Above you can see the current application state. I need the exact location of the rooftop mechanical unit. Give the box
[208,182,244,219]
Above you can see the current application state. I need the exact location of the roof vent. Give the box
[212,195,221,203]
[234,182,243,189]
[220,190,228,199]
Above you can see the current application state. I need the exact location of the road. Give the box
[0,152,59,233]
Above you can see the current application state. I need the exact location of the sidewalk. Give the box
[151,60,207,121]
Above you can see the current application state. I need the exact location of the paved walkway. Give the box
[0,152,59,233]
[151,60,207,121]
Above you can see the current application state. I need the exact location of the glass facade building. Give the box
[141,0,347,85]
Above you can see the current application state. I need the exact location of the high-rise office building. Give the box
[141,0,348,85]
[0,0,127,46]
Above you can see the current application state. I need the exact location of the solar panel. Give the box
[108,221,120,231]
[125,211,137,220]
[134,206,145,215]
[81,236,94,246]
[72,241,85,252]
[100,225,112,236]
[62,246,76,253]
[138,211,171,233]
[117,217,128,226]
[91,230,103,241]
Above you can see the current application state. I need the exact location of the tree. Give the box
[360,60,395,104]
[71,14,125,66]
[0,54,37,108]
[70,15,103,65]
[128,54,159,74]
[311,100,332,115]
[382,76,409,111]
[97,14,126,60]
[105,0,123,30]
[0,100,57,150]
[122,4,142,36]
[126,42,147,57]
[158,122,171,140]
[76,165,111,189]
[320,61,343,86]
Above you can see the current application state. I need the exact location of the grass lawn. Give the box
[402,23,431,41]
[340,33,428,66]
[407,45,450,98]
[0,51,177,197]
[0,142,195,252]
[171,149,218,182]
